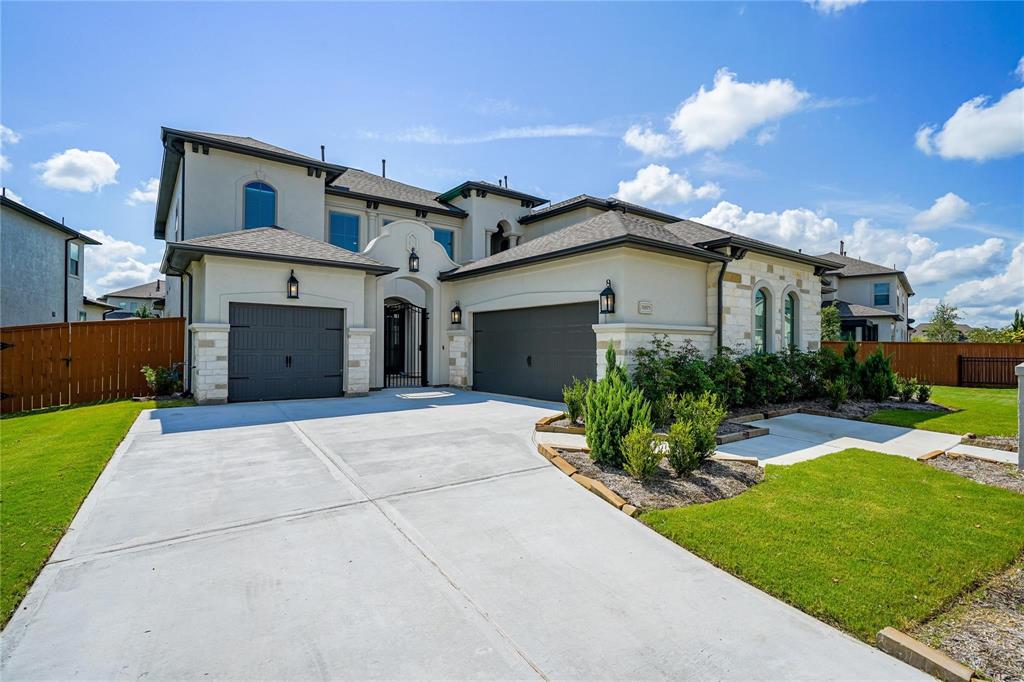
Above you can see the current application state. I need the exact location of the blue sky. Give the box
[2,1,1022,326]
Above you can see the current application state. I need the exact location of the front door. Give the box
[384,300,428,388]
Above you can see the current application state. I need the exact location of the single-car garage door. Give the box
[228,303,344,402]
[473,302,597,401]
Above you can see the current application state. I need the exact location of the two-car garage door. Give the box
[472,302,597,402]
[228,303,343,402]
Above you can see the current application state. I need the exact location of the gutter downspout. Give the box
[716,262,726,353]
[166,265,194,394]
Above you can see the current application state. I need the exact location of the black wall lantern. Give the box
[408,248,420,272]
[287,269,299,299]
[450,301,462,325]
[599,279,615,314]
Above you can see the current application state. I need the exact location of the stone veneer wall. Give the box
[189,322,229,405]
[447,329,470,388]
[718,255,821,353]
[347,328,374,396]
[593,323,716,379]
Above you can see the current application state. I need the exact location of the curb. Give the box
[535,413,586,435]
[876,627,976,682]
[536,443,637,518]
[917,449,945,461]
[710,452,760,466]
[716,426,770,445]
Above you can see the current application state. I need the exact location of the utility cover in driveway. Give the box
[228,303,343,402]
[473,301,597,401]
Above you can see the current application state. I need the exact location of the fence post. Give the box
[1016,362,1023,471]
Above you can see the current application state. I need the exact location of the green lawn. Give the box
[0,399,192,625]
[867,386,1018,437]
[642,449,1024,642]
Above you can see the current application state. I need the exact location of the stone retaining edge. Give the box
[876,627,976,682]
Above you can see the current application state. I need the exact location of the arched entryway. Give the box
[384,296,428,387]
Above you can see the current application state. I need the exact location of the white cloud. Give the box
[622,125,680,157]
[909,297,940,323]
[755,125,778,146]
[2,188,24,204]
[915,87,1024,161]
[126,177,160,206]
[667,68,810,153]
[905,238,1004,286]
[696,201,840,254]
[944,241,1024,308]
[0,154,10,173]
[361,124,602,145]
[81,229,160,297]
[805,0,867,14]
[34,149,119,192]
[909,192,970,230]
[1015,56,1024,81]
[614,164,722,205]
[0,124,21,145]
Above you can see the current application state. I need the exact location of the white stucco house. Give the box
[1,191,101,326]
[818,245,915,342]
[153,128,840,404]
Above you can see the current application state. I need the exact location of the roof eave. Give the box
[325,185,467,218]
[162,241,398,277]
[438,181,548,207]
[0,195,101,244]
[439,235,729,282]
[697,236,842,271]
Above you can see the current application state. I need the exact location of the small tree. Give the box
[820,303,841,342]
[585,346,652,467]
[924,303,962,342]
[135,305,153,319]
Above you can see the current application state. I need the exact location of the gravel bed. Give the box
[927,454,1024,494]
[555,448,763,510]
[961,435,1019,453]
[913,558,1024,682]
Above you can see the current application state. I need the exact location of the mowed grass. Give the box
[642,449,1024,642]
[0,399,192,625]
[867,386,1018,437]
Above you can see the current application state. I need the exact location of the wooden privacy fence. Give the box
[822,341,1024,387]
[0,317,185,414]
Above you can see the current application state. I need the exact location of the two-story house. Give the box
[153,128,840,404]
[100,279,167,316]
[818,244,915,341]
[1,191,101,326]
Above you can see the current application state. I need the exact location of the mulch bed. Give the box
[555,447,762,510]
[729,397,949,422]
[912,557,1024,682]
[927,454,1024,495]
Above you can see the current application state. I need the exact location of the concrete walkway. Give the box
[1,390,921,680]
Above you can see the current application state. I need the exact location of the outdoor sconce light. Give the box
[408,248,420,272]
[287,269,299,299]
[450,301,462,325]
[599,279,615,315]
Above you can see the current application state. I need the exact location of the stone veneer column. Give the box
[189,323,229,405]
[447,329,470,388]
[593,324,627,379]
[347,328,374,396]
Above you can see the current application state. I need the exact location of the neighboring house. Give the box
[100,279,167,316]
[82,296,117,321]
[153,128,840,404]
[910,322,973,341]
[818,246,915,342]
[0,191,101,326]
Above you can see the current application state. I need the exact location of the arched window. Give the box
[244,181,276,228]
[784,292,798,349]
[754,288,770,353]
[490,221,511,255]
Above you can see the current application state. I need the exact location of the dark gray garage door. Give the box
[473,302,597,401]
[228,303,343,402]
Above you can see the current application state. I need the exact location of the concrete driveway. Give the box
[1,390,921,680]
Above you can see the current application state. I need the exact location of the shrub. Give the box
[738,352,791,405]
[842,341,863,399]
[673,391,727,460]
[824,376,848,410]
[652,393,679,430]
[894,375,919,403]
[782,348,819,400]
[859,347,896,401]
[586,347,652,467]
[707,349,745,408]
[632,336,714,410]
[665,420,699,476]
[562,377,590,424]
[621,423,661,481]
[815,347,845,384]
[141,364,181,396]
[916,383,932,404]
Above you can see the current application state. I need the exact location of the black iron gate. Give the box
[384,301,428,388]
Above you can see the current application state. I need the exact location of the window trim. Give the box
[432,227,455,259]
[243,180,277,229]
[873,281,891,306]
[327,210,361,252]
[783,289,799,349]
[752,285,773,353]
[68,241,81,277]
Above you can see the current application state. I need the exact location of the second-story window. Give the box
[433,228,455,259]
[873,282,890,306]
[68,242,80,276]
[244,181,276,228]
[329,212,360,252]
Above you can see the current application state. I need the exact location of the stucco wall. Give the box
[325,194,463,256]
[447,192,532,262]
[181,147,326,240]
[718,253,821,353]
[834,274,910,340]
[0,205,85,326]
[519,206,605,241]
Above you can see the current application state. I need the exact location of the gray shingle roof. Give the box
[519,194,681,225]
[818,252,901,277]
[828,300,901,319]
[441,211,728,280]
[163,227,394,274]
[437,180,547,206]
[102,280,167,300]
[328,169,465,216]
[186,131,324,164]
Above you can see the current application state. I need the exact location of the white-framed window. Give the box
[873,282,890,306]
[784,292,799,348]
[68,242,80,276]
[78,310,87,321]
[432,228,455,259]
